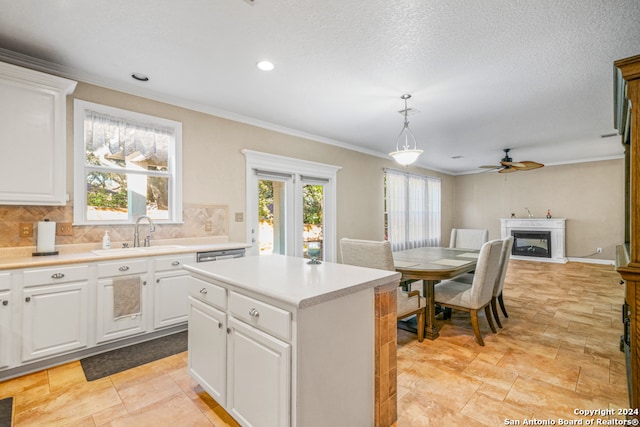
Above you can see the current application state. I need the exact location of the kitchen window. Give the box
[73,100,182,225]
[384,168,441,251]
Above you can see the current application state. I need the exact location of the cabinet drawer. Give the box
[189,276,226,310]
[229,291,291,341]
[155,254,195,272]
[97,259,147,277]
[0,272,10,291]
[23,265,89,287]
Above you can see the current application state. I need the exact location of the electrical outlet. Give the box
[56,222,73,236]
[596,247,602,254]
[19,223,33,238]
[235,212,244,222]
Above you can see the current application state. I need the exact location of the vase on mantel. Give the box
[546,209,552,219]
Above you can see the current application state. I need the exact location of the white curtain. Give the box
[84,110,171,167]
[386,169,441,251]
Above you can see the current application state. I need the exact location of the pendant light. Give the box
[389,94,423,166]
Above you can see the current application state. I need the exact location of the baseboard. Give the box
[567,257,615,265]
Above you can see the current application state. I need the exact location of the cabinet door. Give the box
[0,290,11,369]
[227,316,291,427]
[188,297,226,404]
[96,275,148,343]
[154,271,189,329]
[0,61,76,205]
[22,282,88,361]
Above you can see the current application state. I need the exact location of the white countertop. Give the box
[0,237,251,270]
[184,254,401,309]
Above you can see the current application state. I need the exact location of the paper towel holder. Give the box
[32,218,59,257]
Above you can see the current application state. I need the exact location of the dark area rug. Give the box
[0,397,12,427]
[80,331,187,381]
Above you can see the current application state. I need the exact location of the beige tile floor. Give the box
[0,260,628,426]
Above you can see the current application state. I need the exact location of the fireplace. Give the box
[500,218,566,263]
[511,230,552,258]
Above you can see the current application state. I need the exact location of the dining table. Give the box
[393,246,480,340]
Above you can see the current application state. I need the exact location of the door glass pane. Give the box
[302,184,324,260]
[258,179,286,255]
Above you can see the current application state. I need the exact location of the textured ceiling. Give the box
[0,0,638,174]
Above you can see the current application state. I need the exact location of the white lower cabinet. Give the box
[0,292,11,369]
[0,273,11,369]
[188,296,226,403]
[153,254,194,329]
[227,316,291,427]
[96,259,148,343]
[22,280,89,362]
[188,276,292,427]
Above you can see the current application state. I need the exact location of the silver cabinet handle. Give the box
[249,308,260,318]
[2,300,7,306]
[143,281,147,286]
[156,279,160,283]
[51,273,65,279]
[118,266,130,272]
[25,297,31,302]
[171,261,180,266]
[200,288,208,295]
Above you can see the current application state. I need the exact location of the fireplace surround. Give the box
[500,218,567,263]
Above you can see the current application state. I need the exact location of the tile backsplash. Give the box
[0,203,229,248]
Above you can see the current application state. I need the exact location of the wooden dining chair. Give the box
[434,239,503,346]
[340,238,426,342]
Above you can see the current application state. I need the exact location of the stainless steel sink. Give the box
[90,245,186,256]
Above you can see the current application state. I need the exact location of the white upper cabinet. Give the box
[0,61,76,205]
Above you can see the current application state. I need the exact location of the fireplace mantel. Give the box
[500,218,567,263]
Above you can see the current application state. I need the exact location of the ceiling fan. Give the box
[479,148,544,173]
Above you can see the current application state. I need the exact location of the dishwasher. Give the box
[196,248,245,263]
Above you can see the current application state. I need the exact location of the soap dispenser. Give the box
[102,231,111,250]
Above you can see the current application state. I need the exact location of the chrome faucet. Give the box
[525,208,533,218]
[133,215,156,247]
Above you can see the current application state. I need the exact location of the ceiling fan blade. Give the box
[498,167,518,173]
[515,161,544,170]
[501,161,526,168]
[479,165,500,169]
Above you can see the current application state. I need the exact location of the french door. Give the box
[243,150,339,262]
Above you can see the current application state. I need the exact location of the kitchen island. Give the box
[184,254,401,427]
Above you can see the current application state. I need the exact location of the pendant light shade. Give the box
[389,94,423,166]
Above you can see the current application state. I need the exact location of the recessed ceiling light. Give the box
[131,72,149,82]
[256,60,275,71]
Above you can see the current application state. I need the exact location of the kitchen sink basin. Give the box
[91,245,186,256]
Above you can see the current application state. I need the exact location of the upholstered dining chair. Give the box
[340,238,426,342]
[449,228,489,250]
[434,239,503,346]
[451,236,514,328]
[492,236,513,327]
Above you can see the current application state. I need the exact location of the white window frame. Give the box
[243,149,340,261]
[73,100,183,225]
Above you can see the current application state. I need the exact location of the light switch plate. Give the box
[235,212,244,222]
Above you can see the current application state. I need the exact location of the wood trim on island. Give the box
[374,281,399,426]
